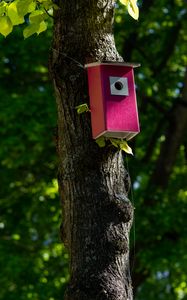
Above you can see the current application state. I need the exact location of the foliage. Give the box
[75,103,90,114]
[115,0,187,299]
[119,0,139,20]
[0,0,58,38]
[0,0,138,39]
[110,138,133,155]
[0,25,69,300]
[96,137,133,155]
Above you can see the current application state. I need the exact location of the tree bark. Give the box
[50,1,134,299]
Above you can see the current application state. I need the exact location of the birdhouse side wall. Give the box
[87,66,106,139]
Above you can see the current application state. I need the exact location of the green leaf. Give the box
[0,1,8,15]
[75,104,90,114]
[0,16,13,37]
[119,0,139,20]
[23,20,47,38]
[110,138,120,148]
[29,10,46,24]
[96,137,106,147]
[17,0,36,17]
[119,140,133,155]
[36,20,47,35]
[7,2,25,25]
[38,0,58,10]
[109,138,133,155]
[128,0,139,20]
[119,0,128,5]
[23,23,39,39]
[27,0,36,13]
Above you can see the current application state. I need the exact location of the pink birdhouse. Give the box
[85,62,140,140]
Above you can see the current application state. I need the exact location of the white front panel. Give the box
[109,76,129,96]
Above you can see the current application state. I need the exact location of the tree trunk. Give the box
[50,1,134,299]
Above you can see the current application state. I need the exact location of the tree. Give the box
[0,0,140,299]
[1,1,187,300]
[50,1,137,299]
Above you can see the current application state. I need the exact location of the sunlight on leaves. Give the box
[120,0,128,5]
[7,2,25,25]
[119,0,139,20]
[0,0,55,37]
[12,233,20,240]
[110,138,133,155]
[16,0,36,16]
[37,21,47,35]
[0,16,13,37]
[44,179,58,198]
[96,137,133,155]
[119,140,133,155]
[0,1,8,15]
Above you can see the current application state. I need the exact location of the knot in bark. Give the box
[106,194,133,224]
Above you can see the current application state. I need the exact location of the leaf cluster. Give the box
[0,0,138,39]
[96,137,133,155]
[0,0,58,38]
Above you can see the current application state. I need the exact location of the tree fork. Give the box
[50,1,134,299]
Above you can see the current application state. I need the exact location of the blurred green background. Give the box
[0,1,187,299]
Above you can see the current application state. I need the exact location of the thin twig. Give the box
[44,7,55,19]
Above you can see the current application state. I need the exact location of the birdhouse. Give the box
[85,62,140,140]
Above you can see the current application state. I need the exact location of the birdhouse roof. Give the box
[85,62,141,68]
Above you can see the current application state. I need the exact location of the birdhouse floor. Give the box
[95,130,139,141]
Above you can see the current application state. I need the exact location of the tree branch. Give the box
[150,68,187,188]
[142,117,166,163]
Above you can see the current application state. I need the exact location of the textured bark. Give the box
[49,1,134,299]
